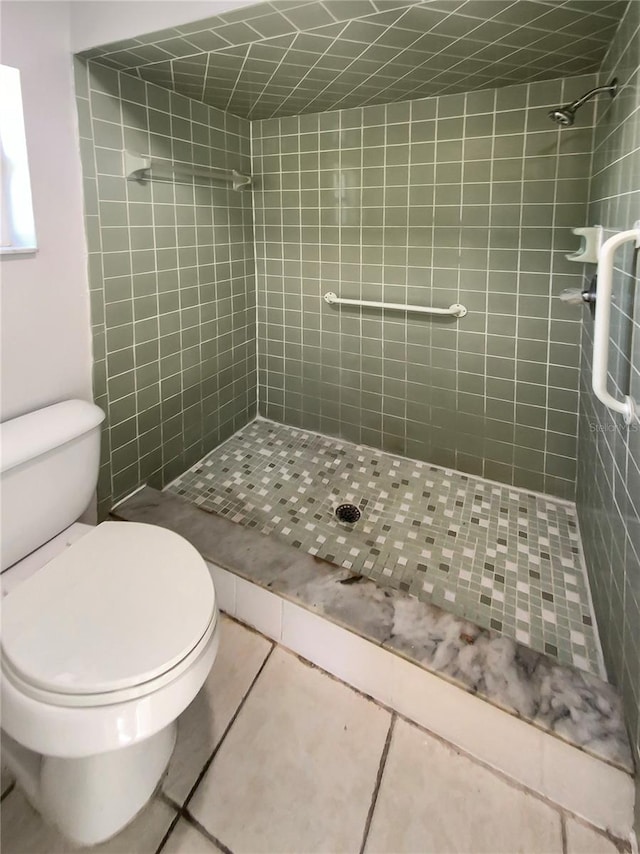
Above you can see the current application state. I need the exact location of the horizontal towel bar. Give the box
[124,152,251,191]
[323,292,467,318]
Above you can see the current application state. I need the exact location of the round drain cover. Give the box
[335,504,361,524]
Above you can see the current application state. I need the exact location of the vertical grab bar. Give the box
[592,224,640,425]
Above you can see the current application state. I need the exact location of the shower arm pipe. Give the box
[568,81,617,111]
[323,292,467,318]
[592,224,640,425]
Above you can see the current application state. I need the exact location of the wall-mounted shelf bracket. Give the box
[566,226,603,263]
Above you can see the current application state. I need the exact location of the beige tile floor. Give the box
[0,616,628,854]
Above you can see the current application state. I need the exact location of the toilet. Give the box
[0,399,220,845]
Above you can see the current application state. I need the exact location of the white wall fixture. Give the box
[124,152,251,191]
[324,292,467,318]
[592,222,640,425]
[565,226,603,263]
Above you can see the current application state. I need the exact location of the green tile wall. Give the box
[75,60,256,518]
[576,1,640,805]
[251,74,597,499]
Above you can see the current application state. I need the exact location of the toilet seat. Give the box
[1,609,218,707]
[2,521,215,705]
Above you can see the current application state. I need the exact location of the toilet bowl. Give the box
[0,399,220,846]
[1,520,220,845]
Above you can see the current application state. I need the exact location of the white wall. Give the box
[70,0,258,52]
[0,1,93,422]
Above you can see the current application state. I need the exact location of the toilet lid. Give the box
[1,522,215,696]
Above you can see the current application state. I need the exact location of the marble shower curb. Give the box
[113,485,633,778]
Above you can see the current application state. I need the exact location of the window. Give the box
[0,64,36,254]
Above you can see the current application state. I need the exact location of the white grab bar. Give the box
[593,224,640,425]
[323,292,467,317]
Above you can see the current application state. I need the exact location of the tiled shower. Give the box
[75,0,639,788]
[252,76,595,499]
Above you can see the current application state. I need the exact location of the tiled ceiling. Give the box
[81,0,627,119]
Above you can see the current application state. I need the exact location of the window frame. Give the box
[0,63,37,256]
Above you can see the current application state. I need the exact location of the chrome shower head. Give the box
[548,78,618,127]
[549,107,576,126]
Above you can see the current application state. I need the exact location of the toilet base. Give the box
[2,722,177,845]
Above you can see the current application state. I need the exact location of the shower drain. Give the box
[335,503,361,524]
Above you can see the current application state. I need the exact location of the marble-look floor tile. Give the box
[540,732,634,838]
[189,647,391,853]
[365,718,563,854]
[0,788,175,854]
[565,819,623,853]
[163,819,222,853]
[163,615,272,805]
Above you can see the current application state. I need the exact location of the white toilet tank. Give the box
[0,400,105,571]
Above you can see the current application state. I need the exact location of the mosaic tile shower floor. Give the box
[168,419,602,676]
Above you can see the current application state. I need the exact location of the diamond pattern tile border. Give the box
[168,418,602,674]
[79,0,627,119]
